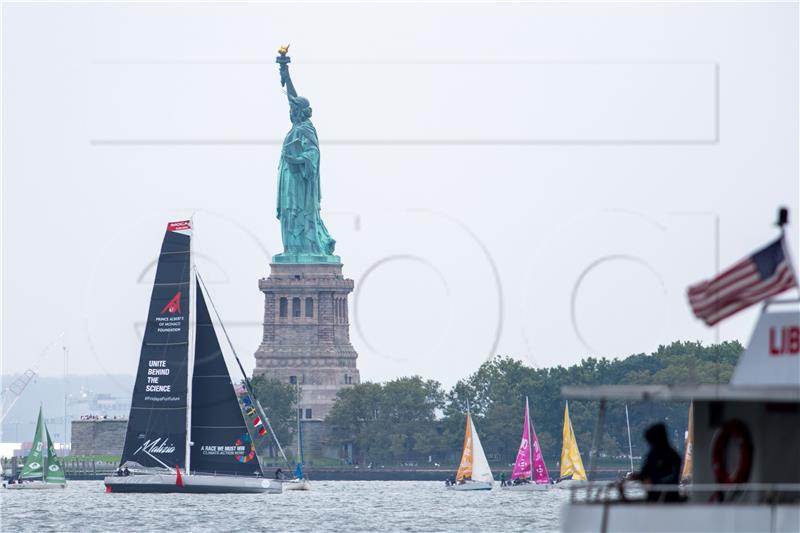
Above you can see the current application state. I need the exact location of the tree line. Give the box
[252,340,741,467]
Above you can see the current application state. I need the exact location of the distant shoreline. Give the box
[6,467,626,482]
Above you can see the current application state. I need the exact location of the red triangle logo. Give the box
[161,292,182,314]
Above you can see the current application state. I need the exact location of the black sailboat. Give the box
[105,220,280,493]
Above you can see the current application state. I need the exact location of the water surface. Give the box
[2,480,570,532]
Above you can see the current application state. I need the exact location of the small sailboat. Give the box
[680,401,694,484]
[3,407,66,490]
[283,463,310,491]
[502,397,551,491]
[104,220,281,494]
[555,401,588,488]
[624,404,635,478]
[283,397,310,491]
[447,409,493,491]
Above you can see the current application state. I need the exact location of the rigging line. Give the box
[195,269,291,466]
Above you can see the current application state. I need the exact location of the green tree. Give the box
[326,382,383,465]
[381,376,445,461]
[326,377,445,465]
[441,341,742,469]
[322,340,742,468]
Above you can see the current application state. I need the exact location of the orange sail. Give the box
[456,413,474,481]
[680,402,694,483]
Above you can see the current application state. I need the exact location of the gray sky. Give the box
[2,1,798,389]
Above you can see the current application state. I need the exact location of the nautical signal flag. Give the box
[258,426,268,437]
[688,237,798,326]
[253,416,263,428]
[245,406,256,416]
[241,396,253,407]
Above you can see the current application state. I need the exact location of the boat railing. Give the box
[569,481,800,505]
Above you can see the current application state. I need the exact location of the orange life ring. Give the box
[711,419,753,484]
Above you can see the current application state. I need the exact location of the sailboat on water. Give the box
[624,404,635,478]
[502,397,551,491]
[555,401,588,488]
[3,407,66,490]
[680,401,694,484]
[283,380,310,491]
[104,220,280,494]
[447,409,493,491]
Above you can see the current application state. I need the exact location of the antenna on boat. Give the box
[194,269,291,466]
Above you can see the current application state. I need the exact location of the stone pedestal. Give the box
[253,262,360,423]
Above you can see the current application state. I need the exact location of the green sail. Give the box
[44,426,66,484]
[20,407,45,480]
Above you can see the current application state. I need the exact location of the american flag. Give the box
[688,237,798,326]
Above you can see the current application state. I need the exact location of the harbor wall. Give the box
[71,419,127,456]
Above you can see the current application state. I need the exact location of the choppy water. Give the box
[1,480,570,532]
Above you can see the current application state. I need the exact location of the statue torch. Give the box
[276,45,291,87]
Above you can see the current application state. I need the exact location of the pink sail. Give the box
[530,420,550,484]
[511,402,532,480]
[511,399,550,484]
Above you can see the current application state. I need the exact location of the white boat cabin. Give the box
[560,303,800,532]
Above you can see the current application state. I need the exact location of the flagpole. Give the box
[714,214,720,345]
[713,214,720,384]
[777,207,799,286]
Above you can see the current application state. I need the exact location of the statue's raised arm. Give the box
[276,45,297,99]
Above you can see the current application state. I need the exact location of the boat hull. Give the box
[561,502,800,532]
[282,479,311,491]
[3,481,66,490]
[555,479,589,489]
[501,482,551,491]
[104,474,281,494]
[446,481,493,491]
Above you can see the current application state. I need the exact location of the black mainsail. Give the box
[190,282,261,475]
[120,221,192,470]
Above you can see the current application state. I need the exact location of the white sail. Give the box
[469,418,493,483]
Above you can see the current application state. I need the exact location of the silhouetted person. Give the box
[634,423,681,502]
[275,468,283,480]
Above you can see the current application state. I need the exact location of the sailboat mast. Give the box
[625,404,634,472]
[63,344,68,456]
[295,378,301,464]
[184,219,197,474]
[526,396,533,481]
[41,408,47,482]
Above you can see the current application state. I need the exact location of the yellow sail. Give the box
[456,413,473,481]
[680,402,694,483]
[559,402,587,481]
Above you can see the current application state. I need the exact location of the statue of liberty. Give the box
[273,46,338,263]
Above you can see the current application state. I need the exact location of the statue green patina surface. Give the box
[273,46,339,264]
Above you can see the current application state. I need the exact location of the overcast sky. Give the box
[2,1,798,391]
